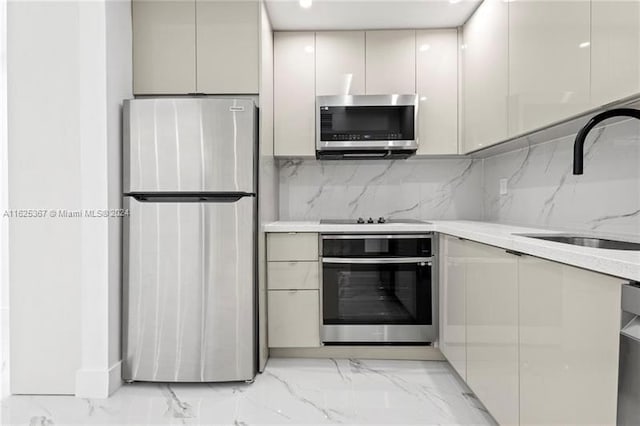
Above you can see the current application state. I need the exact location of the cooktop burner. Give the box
[320,218,429,225]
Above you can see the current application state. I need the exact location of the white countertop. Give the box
[264,220,640,282]
[263,220,436,234]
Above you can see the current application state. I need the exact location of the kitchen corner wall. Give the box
[278,118,640,237]
[0,0,8,397]
[483,118,640,237]
[278,158,484,221]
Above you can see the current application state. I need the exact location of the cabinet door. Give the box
[316,31,365,96]
[267,233,318,262]
[439,235,467,380]
[465,241,519,426]
[268,290,320,347]
[416,29,458,155]
[591,0,640,106]
[365,30,416,94]
[196,0,259,94]
[461,0,508,153]
[132,0,196,94]
[267,261,319,290]
[508,0,591,136]
[274,32,316,156]
[519,258,621,426]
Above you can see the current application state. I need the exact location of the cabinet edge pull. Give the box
[505,249,523,257]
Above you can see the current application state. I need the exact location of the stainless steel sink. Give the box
[515,234,640,251]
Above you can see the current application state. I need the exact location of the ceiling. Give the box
[265,0,483,31]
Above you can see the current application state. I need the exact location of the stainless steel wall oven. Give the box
[320,233,436,344]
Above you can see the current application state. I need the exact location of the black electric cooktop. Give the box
[320,218,430,225]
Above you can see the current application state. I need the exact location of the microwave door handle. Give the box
[322,257,432,264]
[342,152,389,158]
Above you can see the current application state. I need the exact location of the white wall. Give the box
[0,0,9,397]
[75,0,132,398]
[8,0,130,396]
[8,0,83,395]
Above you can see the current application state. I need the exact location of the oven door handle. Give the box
[322,234,432,240]
[322,257,432,265]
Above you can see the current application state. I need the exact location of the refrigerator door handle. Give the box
[125,192,255,203]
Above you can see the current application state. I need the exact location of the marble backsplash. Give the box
[277,119,640,237]
[278,158,484,221]
[483,118,640,237]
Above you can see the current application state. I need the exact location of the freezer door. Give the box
[124,98,256,193]
[123,196,256,382]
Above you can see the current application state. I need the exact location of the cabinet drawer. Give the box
[267,233,318,261]
[268,261,319,290]
[268,290,320,348]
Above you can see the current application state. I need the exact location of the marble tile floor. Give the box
[1,358,496,426]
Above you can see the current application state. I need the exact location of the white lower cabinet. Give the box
[267,290,320,348]
[267,261,319,291]
[439,234,623,426]
[267,232,318,262]
[518,257,621,426]
[465,242,519,426]
[439,235,467,379]
[266,233,321,348]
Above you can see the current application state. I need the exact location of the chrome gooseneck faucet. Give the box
[573,108,640,175]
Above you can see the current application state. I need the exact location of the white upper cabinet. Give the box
[591,0,640,106]
[274,32,316,157]
[274,28,462,156]
[315,31,365,96]
[196,0,259,94]
[365,30,416,94]
[459,0,640,151]
[132,0,259,95]
[416,29,459,155]
[461,0,508,153]
[508,0,591,136]
[133,0,196,94]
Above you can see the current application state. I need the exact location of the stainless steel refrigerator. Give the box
[122,98,257,382]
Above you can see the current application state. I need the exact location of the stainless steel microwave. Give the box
[316,94,418,160]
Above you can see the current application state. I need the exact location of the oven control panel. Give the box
[321,233,432,258]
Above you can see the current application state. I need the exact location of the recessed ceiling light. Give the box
[299,0,312,9]
[419,44,431,52]
[579,41,591,48]
[304,45,314,53]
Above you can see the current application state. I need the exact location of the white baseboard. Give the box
[75,360,122,399]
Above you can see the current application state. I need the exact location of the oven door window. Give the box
[322,261,431,325]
